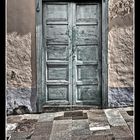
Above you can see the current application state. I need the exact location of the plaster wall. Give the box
[108,0,134,107]
[7,0,36,114]
[6,0,134,114]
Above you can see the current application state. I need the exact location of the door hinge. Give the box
[36,0,40,12]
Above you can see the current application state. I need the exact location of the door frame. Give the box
[35,0,108,112]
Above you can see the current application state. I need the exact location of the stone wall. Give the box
[108,0,134,107]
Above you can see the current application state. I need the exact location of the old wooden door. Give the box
[42,1,102,107]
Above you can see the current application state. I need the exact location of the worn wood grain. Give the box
[101,0,108,108]
[36,1,108,110]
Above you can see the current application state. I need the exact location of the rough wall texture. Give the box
[108,0,134,107]
[7,0,36,114]
[6,0,134,114]
[6,33,32,114]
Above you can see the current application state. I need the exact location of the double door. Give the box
[43,1,102,106]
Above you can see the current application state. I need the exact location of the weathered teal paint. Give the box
[36,0,108,111]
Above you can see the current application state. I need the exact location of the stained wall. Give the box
[6,0,134,114]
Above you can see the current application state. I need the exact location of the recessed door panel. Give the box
[46,25,68,44]
[47,45,67,60]
[76,4,98,22]
[47,85,68,100]
[46,4,68,21]
[73,3,101,105]
[76,25,98,45]
[77,65,97,80]
[77,45,98,61]
[47,65,68,80]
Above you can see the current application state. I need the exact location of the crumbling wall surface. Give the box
[6,0,134,114]
[6,0,35,114]
[6,32,32,114]
[108,0,134,107]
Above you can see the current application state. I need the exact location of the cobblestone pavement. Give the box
[7,107,134,140]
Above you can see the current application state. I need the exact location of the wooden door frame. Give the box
[35,0,108,112]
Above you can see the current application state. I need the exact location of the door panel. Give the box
[76,4,98,22]
[73,3,101,105]
[47,45,67,60]
[46,25,68,44]
[43,2,70,104]
[77,45,98,61]
[47,65,68,80]
[47,86,68,100]
[77,85,100,101]
[43,2,101,106]
[46,4,68,21]
[77,65,98,80]
[76,26,98,45]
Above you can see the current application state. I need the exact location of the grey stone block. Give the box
[32,121,53,136]
[64,111,83,117]
[31,136,49,140]
[72,120,89,130]
[87,110,107,121]
[90,135,114,140]
[110,125,133,139]
[10,132,31,140]
[38,113,56,122]
[72,135,91,140]
[126,121,134,135]
[87,110,110,132]
[104,109,127,126]
[72,120,90,136]
[50,120,72,140]
[119,108,134,122]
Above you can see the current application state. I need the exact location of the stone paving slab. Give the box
[7,108,134,140]
[38,113,56,122]
[90,134,114,140]
[110,125,133,140]
[7,116,24,123]
[32,121,53,137]
[72,134,91,140]
[10,132,31,140]
[87,110,107,121]
[89,124,110,131]
[64,110,83,117]
[115,137,133,140]
[72,134,114,140]
[72,119,90,136]
[31,136,49,140]
[7,114,40,123]
[72,129,91,137]
[50,120,72,140]
[72,119,89,130]
[118,108,133,122]
[126,121,134,135]
[118,108,134,136]
[38,112,64,122]
[87,110,111,132]
[88,118,110,131]
[91,129,113,136]
[104,109,127,126]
